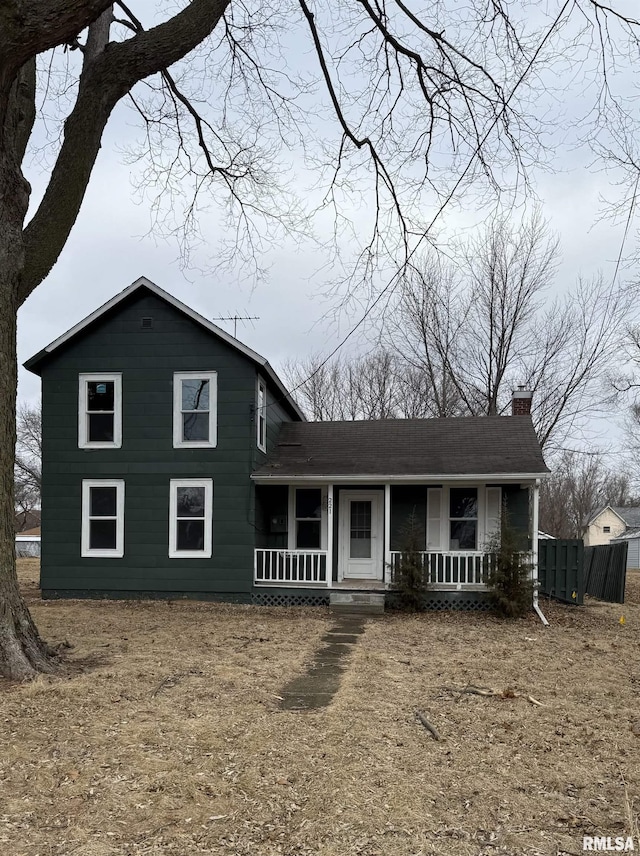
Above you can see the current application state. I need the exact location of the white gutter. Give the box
[531,479,549,626]
[251,472,548,484]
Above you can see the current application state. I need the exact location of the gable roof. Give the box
[585,505,640,528]
[252,416,549,480]
[24,276,305,421]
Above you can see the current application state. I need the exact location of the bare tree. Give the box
[539,451,640,538]
[284,350,428,421]
[15,403,41,502]
[387,214,638,450]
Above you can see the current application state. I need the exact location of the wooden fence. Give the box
[538,540,584,605]
[584,542,628,604]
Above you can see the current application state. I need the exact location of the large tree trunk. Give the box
[0,65,57,680]
[0,266,56,680]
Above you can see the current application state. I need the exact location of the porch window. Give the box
[449,487,477,550]
[173,372,217,448]
[81,480,125,557]
[78,373,122,448]
[295,488,321,549]
[169,479,213,558]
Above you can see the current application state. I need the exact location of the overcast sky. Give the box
[17,1,640,455]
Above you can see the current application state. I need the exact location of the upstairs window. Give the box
[173,372,217,448]
[81,480,125,557]
[449,487,478,550]
[257,379,266,452]
[78,373,122,448]
[169,479,213,558]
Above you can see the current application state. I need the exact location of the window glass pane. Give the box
[182,412,209,442]
[350,501,372,558]
[449,488,478,519]
[350,535,372,559]
[87,381,114,411]
[296,489,321,519]
[90,519,117,549]
[182,379,209,411]
[88,413,114,442]
[177,486,205,517]
[90,486,117,517]
[450,520,477,550]
[297,520,321,549]
[177,519,205,551]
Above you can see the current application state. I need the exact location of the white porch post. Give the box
[384,483,391,586]
[326,484,334,588]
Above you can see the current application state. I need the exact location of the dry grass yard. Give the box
[1,560,640,855]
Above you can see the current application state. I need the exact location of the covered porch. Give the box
[253,480,540,592]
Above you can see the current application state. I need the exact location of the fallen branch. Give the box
[415,710,440,740]
[151,668,204,698]
[446,685,544,706]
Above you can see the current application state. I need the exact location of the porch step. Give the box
[329,591,385,615]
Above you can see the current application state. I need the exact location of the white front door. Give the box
[339,491,384,580]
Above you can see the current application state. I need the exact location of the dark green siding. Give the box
[501,484,530,549]
[39,289,283,597]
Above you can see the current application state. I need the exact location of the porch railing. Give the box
[254,549,329,585]
[389,551,495,588]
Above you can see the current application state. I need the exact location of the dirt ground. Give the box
[1,561,639,856]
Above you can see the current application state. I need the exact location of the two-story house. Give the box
[25,277,549,609]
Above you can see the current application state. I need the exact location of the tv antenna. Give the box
[211,314,260,338]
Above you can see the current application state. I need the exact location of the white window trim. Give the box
[173,372,218,449]
[428,485,501,552]
[78,373,122,449]
[257,378,267,453]
[81,479,125,558]
[288,486,327,550]
[169,478,213,558]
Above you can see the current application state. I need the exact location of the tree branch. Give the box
[20,0,232,302]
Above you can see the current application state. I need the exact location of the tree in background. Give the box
[14,404,41,515]
[386,213,637,452]
[538,451,640,538]
[288,214,636,452]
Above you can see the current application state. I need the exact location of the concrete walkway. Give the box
[278,615,367,710]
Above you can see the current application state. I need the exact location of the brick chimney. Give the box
[511,386,533,416]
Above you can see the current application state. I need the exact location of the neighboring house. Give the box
[611,528,640,571]
[15,527,41,558]
[25,277,549,608]
[14,509,41,533]
[583,506,640,547]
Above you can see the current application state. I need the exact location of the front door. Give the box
[339,491,384,580]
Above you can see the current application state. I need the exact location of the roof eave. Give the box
[23,275,305,421]
[251,471,549,483]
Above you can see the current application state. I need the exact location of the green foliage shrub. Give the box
[485,511,533,618]
[392,509,428,611]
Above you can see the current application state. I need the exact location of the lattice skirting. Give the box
[252,589,491,610]
[252,591,331,607]
[386,591,492,611]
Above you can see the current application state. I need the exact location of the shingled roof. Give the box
[253,416,549,479]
